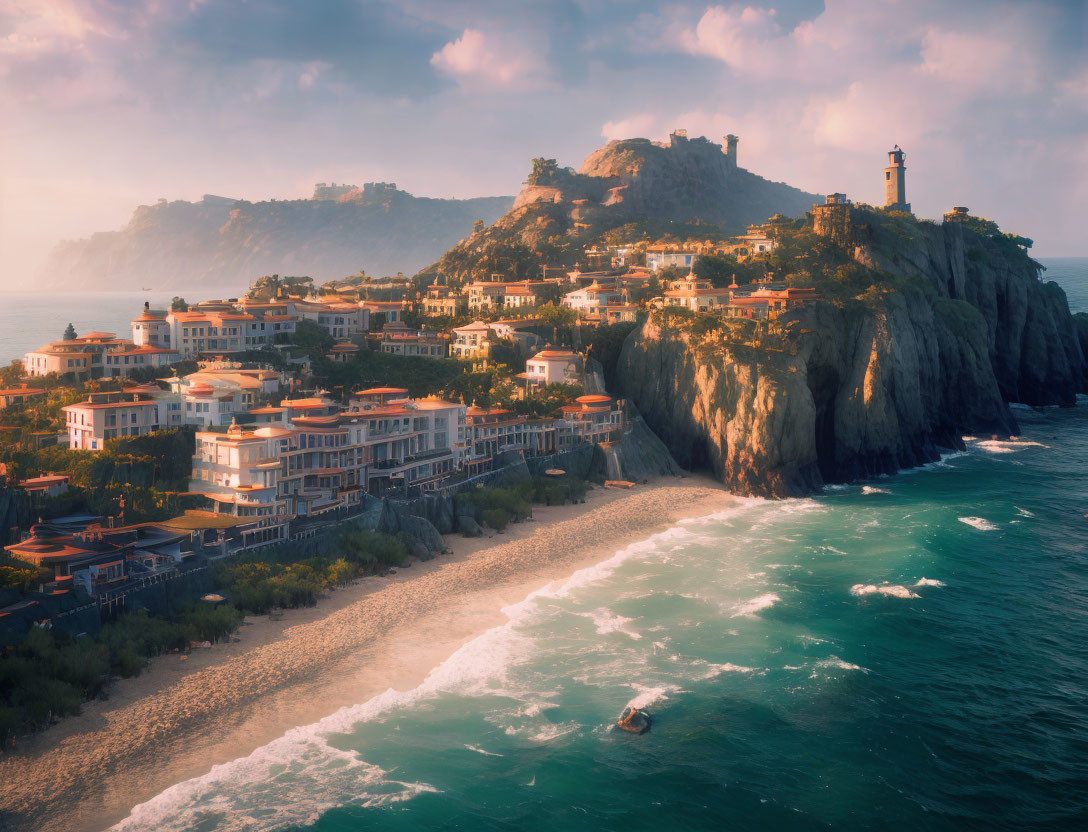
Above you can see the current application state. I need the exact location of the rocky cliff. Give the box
[423,134,819,283]
[617,212,1087,497]
[39,185,513,292]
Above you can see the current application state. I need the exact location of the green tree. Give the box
[171,297,188,312]
[537,303,577,327]
[62,323,77,341]
[692,255,735,286]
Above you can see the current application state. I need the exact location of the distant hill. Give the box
[422,133,821,283]
[39,183,513,292]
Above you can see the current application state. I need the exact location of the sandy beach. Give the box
[0,476,733,832]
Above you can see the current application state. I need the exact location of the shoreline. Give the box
[0,476,734,832]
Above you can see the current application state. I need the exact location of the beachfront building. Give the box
[5,524,132,593]
[464,407,532,466]
[3,517,202,595]
[189,395,468,530]
[189,422,292,546]
[349,386,408,410]
[524,349,583,387]
[62,391,165,451]
[557,395,624,449]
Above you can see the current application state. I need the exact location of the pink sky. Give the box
[1,0,1085,287]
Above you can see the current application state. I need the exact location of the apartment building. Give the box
[25,332,136,381]
[557,395,624,449]
[167,305,298,359]
[378,328,449,358]
[63,391,165,451]
[421,287,467,317]
[189,396,468,537]
[467,282,507,311]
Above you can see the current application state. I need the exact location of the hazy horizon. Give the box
[2,0,1086,286]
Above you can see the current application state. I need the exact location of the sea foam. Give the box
[959,516,998,531]
[731,592,781,617]
[914,577,946,588]
[112,503,772,832]
[850,584,919,599]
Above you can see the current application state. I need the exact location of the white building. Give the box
[646,249,697,271]
[524,349,583,387]
[189,396,469,535]
[63,391,166,451]
[467,282,507,311]
[562,282,626,315]
[451,321,497,359]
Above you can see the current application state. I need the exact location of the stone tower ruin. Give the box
[883,145,911,212]
[723,134,739,168]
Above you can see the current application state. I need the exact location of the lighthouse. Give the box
[883,145,911,212]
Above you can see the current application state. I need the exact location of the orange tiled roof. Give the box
[355,386,409,395]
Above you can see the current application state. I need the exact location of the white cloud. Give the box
[601,113,660,141]
[920,26,1035,95]
[297,60,328,90]
[683,5,786,75]
[430,28,543,89]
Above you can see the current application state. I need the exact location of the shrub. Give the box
[112,648,145,678]
[481,508,510,532]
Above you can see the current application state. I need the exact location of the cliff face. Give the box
[39,187,513,292]
[424,134,819,282]
[617,219,1087,497]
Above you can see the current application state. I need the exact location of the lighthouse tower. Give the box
[883,145,911,212]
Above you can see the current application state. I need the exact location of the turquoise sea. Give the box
[107,264,1088,831]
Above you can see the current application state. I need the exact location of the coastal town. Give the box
[0,143,978,641]
[3,2,1083,830]
[0,177,850,595]
[0,131,1053,804]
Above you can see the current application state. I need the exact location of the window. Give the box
[885,171,891,180]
